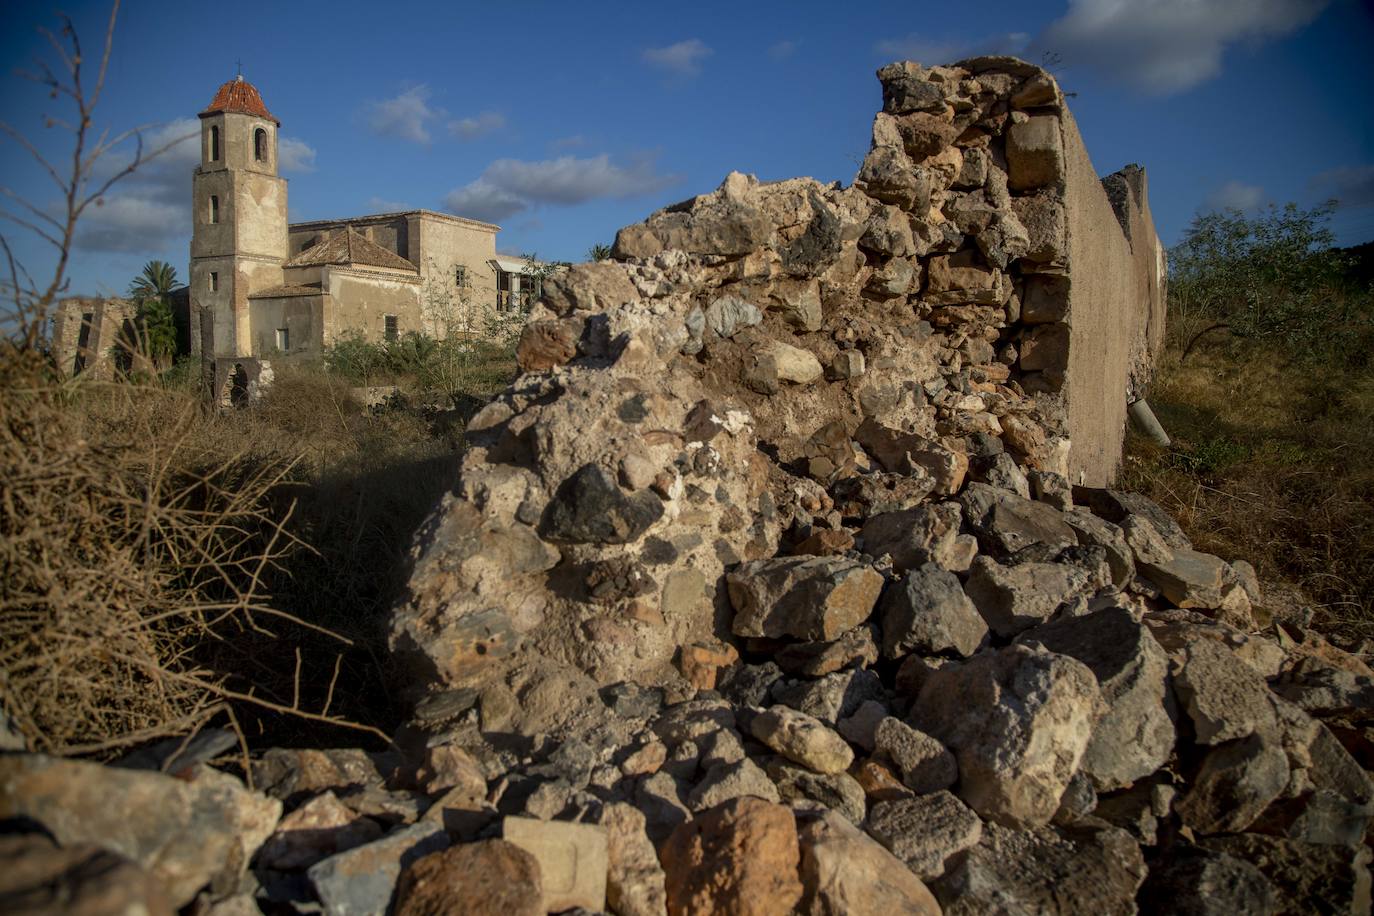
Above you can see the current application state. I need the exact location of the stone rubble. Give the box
[5,56,1372,916]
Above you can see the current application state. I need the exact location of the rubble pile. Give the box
[3,58,1371,915]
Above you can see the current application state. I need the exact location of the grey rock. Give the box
[542,463,664,544]
[771,668,885,725]
[703,295,763,339]
[1019,606,1175,790]
[873,717,957,794]
[1273,660,1374,717]
[1139,846,1277,916]
[1071,487,1191,550]
[308,822,448,916]
[865,791,983,881]
[766,761,867,826]
[1177,734,1291,835]
[910,643,1106,827]
[1063,509,1134,587]
[776,625,879,677]
[687,758,780,811]
[0,755,280,910]
[960,482,1078,557]
[837,699,890,752]
[718,662,783,708]
[880,562,988,659]
[1173,639,1279,745]
[964,555,1094,639]
[1005,116,1064,191]
[934,819,1147,916]
[728,556,884,642]
[1140,548,1231,609]
[860,502,976,575]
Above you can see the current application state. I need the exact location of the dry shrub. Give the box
[0,349,373,754]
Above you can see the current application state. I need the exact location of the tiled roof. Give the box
[282,228,419,273]
[201,75,278,124]
[247,284,327,300]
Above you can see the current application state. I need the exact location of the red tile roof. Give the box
[200,76,278,124]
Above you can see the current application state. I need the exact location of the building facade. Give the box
[188,75,530,361]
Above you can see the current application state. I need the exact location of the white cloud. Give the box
[365,85,441,144]
[278,136,316,172]
[875,32,1030,64]
[367,196,412,213]
[449,111,506,141]
[442,180,529,223]
[1311,164,1374,209]
[642,39,713,77]
[768,40,798,61]
[76,118,199,253]
[1031,0,1328,94]
[1204,180,1266,212]
[443,153,682,224]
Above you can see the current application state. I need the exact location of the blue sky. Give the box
[2,0,1372,298]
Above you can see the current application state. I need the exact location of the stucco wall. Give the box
[249,294,325,355]
[1058,109,1166,486]
[321,267,423,344]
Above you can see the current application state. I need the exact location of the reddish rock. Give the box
[394,839,542,916]
[516,318,580,372]
[661,797,804,916]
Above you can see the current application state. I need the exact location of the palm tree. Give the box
[127,260,180,369]
[128,260,178,301]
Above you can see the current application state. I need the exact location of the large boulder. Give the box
[797,809,941,916]
[660,797,804,916]
[1020,606,1175,790]
[0,754,280,909]
[729,556,884,642]
[910,644,1106,826]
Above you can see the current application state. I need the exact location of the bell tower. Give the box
[190,74,287,357]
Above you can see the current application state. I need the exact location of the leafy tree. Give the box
[1169,201,1372,365]
[587,243,612,262]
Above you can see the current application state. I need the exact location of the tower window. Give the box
[455,265,468,287]
[254,128,267,162]
[276,328,289,351]
[384,315,399,341]
[210,125,220,161]
[209,195,220,224]
[209,271,219,292]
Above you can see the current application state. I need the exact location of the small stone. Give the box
[394,839,542,916]
[1140,548,1231,609]
[751,706,855,774]
[851,758,914,803]
[542,463,664,544]
[728,556,884,642]
[880,562,988,659]
[501,817,608,914]
[837,699,890,752]
[660,797,804,916]
[678,641,740,690]
[1176,734,1290,835]
[687,758,781,810]
[865,791,983,881]
[258,791,384,871]
[1006,115,1064,191]
[1173,639,1279,745]
[747,340,824,391]
[516,319,579,372]
[308,822,449,916]
[770,668,884,725]
[873,717,958,794]
[960,482,1078,557]
[704,295,763,339]
[776,625,878,677]
[798,808,942,916]
[597,803,668,916]
[621,739,668,776]
[766,761,867,826]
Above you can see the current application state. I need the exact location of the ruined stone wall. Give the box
[388,56,1166,696]
[50,297,138,378]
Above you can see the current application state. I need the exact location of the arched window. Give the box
[209,125,220,161]
[209,195,220,224]
[254,128,267,162]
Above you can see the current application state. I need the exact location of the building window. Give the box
[276,328,289,351]
[254,128,267,162]
[210,125,220,161]
[209,195,220,224]
[209,271,219,292]
[384,315,399,341]
[455,265,468,288]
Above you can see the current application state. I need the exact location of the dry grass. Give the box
[0,350,512,756]
[1121,322,1374,644]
